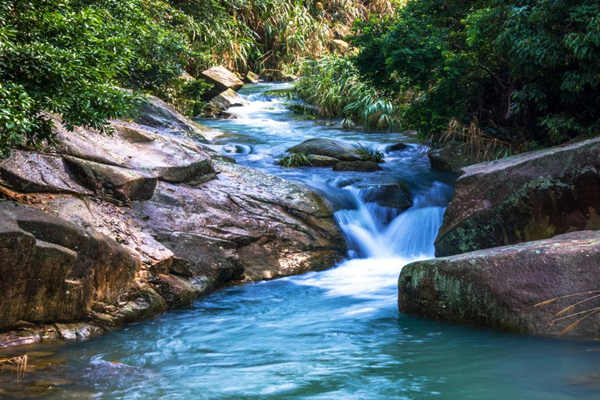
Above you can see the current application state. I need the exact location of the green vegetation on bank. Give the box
[0,0,397,156]
[297,0,600,149]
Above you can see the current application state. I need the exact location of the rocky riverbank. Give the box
[399,137,600,339]
[0,95,345,349]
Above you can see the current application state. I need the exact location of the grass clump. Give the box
[278,153,312,167]
[355,144,384,163]
[295,56,399,131]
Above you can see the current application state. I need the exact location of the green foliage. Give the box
[0,0,399,155]
[278,152,312,167]
[295,56,399,130]
[348,0,600,146]
[355,144,384,163]
[0,0,189,155]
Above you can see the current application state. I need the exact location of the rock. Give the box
[386,143,408,152]
[223,144,251,154]
[0,151,90,195]
[132,159,345,282]
[208,89,249,112]
[307,154,339,167]
[200,65,244,93]
[53,117,215,184]
[288,138,361,161]
[0,201,138,331]
[134,95,216,141]
[358,183,412,209]
[151,274,203,308]
[112,122,156,143]
[64,156,157,202]
[435,137,600,256]
[245,71,260,84]
[427,141,487,173]
[55,323,104,342]
[333,161,382,172]
[399,231,600,339]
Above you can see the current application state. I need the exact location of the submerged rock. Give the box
[386,143,408,152]
[399,231,600,339]
[435,137,600,256]
[358,183,412,209]
[288,138,361,161]
[333,161,382,172]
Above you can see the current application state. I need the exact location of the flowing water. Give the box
[12,83,600,399]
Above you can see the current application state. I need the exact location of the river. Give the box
[16,83,600,399]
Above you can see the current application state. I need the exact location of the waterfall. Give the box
[334,185,448,260]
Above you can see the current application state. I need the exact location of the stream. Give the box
[11,83,600,399]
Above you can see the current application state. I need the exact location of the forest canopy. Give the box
[348,0,600,147]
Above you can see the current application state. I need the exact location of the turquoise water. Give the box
[37,84,600,399]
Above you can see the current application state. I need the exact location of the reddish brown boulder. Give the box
[435,137,600,256]
[399,231,600,339]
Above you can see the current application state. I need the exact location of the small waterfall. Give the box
[334,184,448,260]
[295,182,450,300]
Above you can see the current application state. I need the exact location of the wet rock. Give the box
[245,71,260,84]
[0,151,90,195]
[386,143,408,152]
[399,231,600,339]
[435,137,600,256]
[307,154,339,167]
[55,323,104,342]
[288,138,361,161]
[209,89,249,112]
[223,144,251,154]
[260,69,296,82]
[201,65,244,93]
[333,161,382,172]
[64,156,157,202]
[358,183,412,209]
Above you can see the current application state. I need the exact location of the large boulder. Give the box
[54,118,215,184]
[288,138,361,161]
[201,65,244,93]
[399,231,600,339]
[435,137,600,256]
[0,201,138,331]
